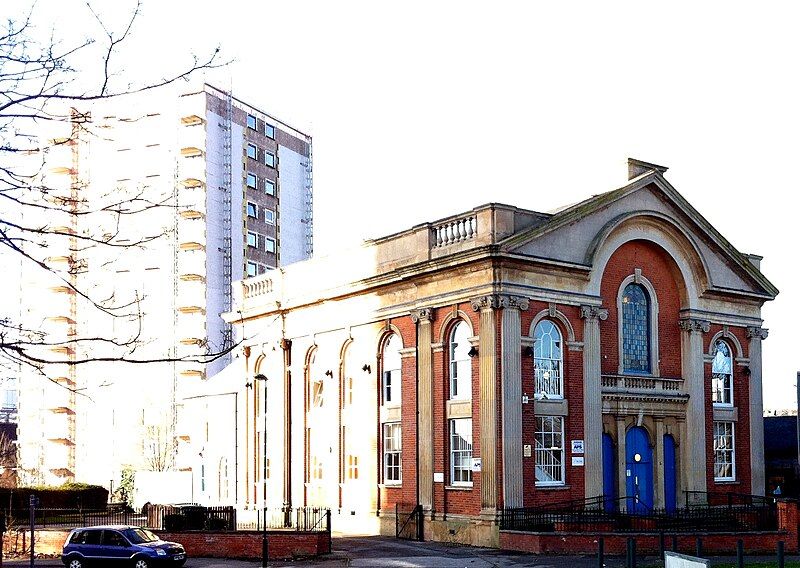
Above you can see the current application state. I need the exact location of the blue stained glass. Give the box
[622,283,650,373]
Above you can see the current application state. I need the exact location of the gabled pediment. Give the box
[500,168,778,301]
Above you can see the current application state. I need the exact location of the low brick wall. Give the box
[156,530,331,560]
[499,530,792,556]
[1,529,330,561]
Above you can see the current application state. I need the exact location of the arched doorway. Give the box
[602,433,616,512]
[625,426,653,513]
[664,434,677,513]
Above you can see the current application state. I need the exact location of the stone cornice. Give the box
[746,326,769,341]
[678,318,710,333]
[410,308,433,324]
[580,305,609,321]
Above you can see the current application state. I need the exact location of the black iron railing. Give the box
[500,492,778,534]
[257,506,331,532]
[396,503,423,541]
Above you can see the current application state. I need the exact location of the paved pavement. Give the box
[3,535,797,566]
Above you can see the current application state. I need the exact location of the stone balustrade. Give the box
[601,374,683,393]
[431,215,477,248]
[242,275,273,299]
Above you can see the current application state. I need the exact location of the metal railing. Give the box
[236,506,330,533]
[500,493,778,534]
[396,503,423,541]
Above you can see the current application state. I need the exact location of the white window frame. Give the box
[265,237,276,253]
[246,202,257,218]
[264,151,275,168]
[449,418,473,486]
[448,321,472,400]
[246,173,257,189]
[247,114,257,130]
[246,143,257,160]
[712,340,734,407]
[265,123,275,139]
[383,422,402,485]
[533,320,563,399]
[245,261,258,278]
[534,416,565,487]
[382,334,401,405]
[265,179,275,196]
[247,232,258,248]
[713,421,736,481]
[264,209,275,224]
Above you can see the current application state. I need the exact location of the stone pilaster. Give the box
[498,295,529,508]
[471,295,499,517]
[654,418,665,509]
[580,305,608,502]
[615,416,627,504]
[679,318,710,503]
[410,308,434,512]
[746,326,768,496]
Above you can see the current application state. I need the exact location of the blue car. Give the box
[62,525,187,568]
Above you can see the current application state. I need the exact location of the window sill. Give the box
[714,479,739,485]
[535,484,570,491]
[445,484,473,491]
[379,483,402,489]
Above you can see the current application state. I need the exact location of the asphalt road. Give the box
[3,535,797,567]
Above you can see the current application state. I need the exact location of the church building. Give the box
[183,159,777,546]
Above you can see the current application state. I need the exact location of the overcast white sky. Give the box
[6,1,799,409]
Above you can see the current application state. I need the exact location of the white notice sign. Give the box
[471,458,482,472]
[433,472,444,483]
[571,440,585,454]
[572,456,585,466]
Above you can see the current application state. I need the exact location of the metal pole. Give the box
[695,536,702,558]
[29,495,35,568]
[736,539,744,568]
[659,531,665,561]
[261,376,268,568]
[778,540,785,568]
[672,534,678,552]
[597,537,604,568]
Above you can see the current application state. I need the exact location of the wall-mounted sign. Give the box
[571,440,585,454]
[572,456,585,466]
[471,458,482,472]
[523,444,532,458]
[433,472,444,483]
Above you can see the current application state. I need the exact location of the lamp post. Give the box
[253,373,269,567]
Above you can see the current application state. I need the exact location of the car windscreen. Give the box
[124,528,159,544]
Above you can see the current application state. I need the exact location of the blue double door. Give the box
[602,427,676,513]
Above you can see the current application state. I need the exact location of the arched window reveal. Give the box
[449,321,472,400]
[621,283,651,374]
[711,340,733,405]
[534,320,563,398]
[382,334,402,405]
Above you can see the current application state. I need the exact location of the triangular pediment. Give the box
[501,170,778,300]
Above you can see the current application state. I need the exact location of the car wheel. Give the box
[66,557,85,568]
[132,557,151,568]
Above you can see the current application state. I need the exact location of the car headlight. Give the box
[156,549,167,556]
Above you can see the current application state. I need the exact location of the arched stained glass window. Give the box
[622,283,651,374]
[534,320,563,397]
[712,340,733,405]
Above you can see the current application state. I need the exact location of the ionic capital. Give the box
[580,305,609,322]
[678,318,710,333]
[410,308,433,324]
[746,326,769,341]
[470,295,499,312]
[497,295,530,311]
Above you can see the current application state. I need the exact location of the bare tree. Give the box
[0,1,234,380]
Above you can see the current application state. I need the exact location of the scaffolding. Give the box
[219,88,234,352]
[304,138,314,258]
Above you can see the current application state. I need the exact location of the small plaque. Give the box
[471,458,482,472]
[572,456,584,467]
[571,440,585,454]
[523,444,532,458]
[433,472,444,483]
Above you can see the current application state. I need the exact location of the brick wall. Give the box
[1,529,329,561]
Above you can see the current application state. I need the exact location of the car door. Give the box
[82,529,103,560]
[101,529,133,562]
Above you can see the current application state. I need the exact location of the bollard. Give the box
[659,532,665,561]
[671,534,678,552]
[630,538,637,568]
[626,537,632,568]
[695,536,702,558]
[736,539,744,568]
[597,537,604,568]
[778,541,785,568]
